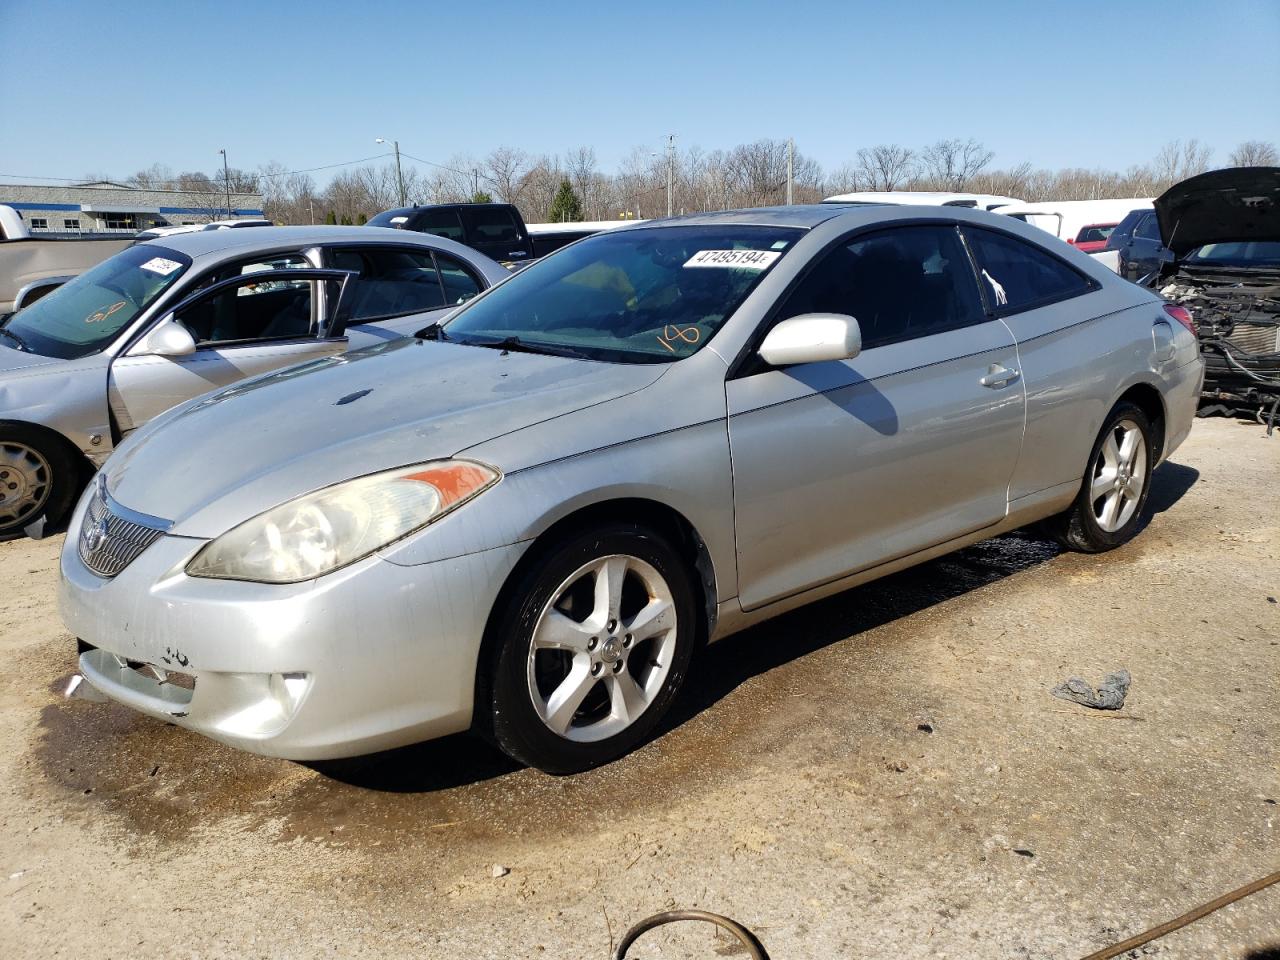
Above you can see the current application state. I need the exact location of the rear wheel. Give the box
[1042,401,1155,553]
[487,523,696,774]
[0,426,79,541]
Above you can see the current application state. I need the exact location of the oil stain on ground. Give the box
[31,531,1069,855]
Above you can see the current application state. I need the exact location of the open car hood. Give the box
[1155,166,1280,257]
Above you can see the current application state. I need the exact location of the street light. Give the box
[376,138,407,207]
[218,148,232,220]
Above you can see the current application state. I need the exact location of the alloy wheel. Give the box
[527,553,678,743]
[1089,418,1147,533]
[0,441,52,530]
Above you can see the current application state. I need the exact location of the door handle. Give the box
[980,363,1020,388]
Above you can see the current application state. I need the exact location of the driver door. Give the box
[108,267,350,432]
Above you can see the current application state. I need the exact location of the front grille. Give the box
[77,477,169,578]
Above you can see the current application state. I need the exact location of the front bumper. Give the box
[58,491,526,760]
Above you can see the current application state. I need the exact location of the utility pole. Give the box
[218,148,232,219]
[308,198,315,225]
[666,134,675,217]
[474,168,480,199]
[786,138,794,205]
[376,138,406,206]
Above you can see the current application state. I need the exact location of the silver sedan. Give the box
[58,205,1203,773]
[0,226,510,539]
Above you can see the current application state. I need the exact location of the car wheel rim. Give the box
[527,553,678,744]
[1090,419,1147,534]
[0,442,52,531]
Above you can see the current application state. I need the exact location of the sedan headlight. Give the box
[186,460,499,583]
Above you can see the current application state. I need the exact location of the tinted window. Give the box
[776,225,984,349]
[444,225,800,363]
[461,206,521,245]
[965,228,1092,312]
[1133,214,1161,241]
[413,208,465,242]
[1186,241,1280,267]
[329,246,446,321]
[434,253,483,305]
[2,245,191,359]
[1075,225,1115,243]
[177,275,315,345]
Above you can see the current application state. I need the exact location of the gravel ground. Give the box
[0,416,1276,960]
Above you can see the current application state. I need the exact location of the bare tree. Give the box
[1151,139,1212,187]
[1228,140,1279,167]
[855,144,915,191]
[483,147,530,204]
[919,138,994,190]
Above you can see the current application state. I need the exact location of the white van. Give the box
[997,199,1153,261]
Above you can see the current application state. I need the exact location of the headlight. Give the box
[186,460,498,583]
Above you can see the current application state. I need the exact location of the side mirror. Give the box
[131,316,197,358]
[759,313,861,367]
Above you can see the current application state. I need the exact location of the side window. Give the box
[460,206,521,245]
[329,246,447,321]
[1134,214,1160,241]
[434,253,483,305]
[964,227,1093,313]
[776,225,985,350]
[413,208,465,242]
[176,274,317,346]
[1075,225,1114,244]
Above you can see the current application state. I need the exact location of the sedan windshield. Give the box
[1,245,191,359]
[1186,241,1280,268]
[443,225,802,362]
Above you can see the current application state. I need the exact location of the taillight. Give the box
[1163,303,1196,335]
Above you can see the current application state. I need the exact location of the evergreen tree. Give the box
[324,210,337,225]
[340,214,352,225]
[471,191,493,204]
[547,179,584,223]
[356,212,368,225]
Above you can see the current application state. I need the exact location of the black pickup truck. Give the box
[367,202,604,265]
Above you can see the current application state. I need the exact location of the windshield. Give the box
[1,245,192,359]
[442,225,802,363]
[1185,241,1280,268]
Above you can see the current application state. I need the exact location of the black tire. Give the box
[487,522,697,774]
[0,424,80,541]
[1042,401,1156,553]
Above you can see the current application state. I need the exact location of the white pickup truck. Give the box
[1,205,132,319]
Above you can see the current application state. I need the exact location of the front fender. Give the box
[0,356,114,463]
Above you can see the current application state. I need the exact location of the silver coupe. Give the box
[58,205,1203,773]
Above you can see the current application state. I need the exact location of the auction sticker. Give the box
[139,257,183,275]
[684,249,780,269]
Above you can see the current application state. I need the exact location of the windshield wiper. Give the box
[461,334,592,360]
[0,325,31,352]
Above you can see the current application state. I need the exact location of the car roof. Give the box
[619,204,881,231]
[141,224,454,258]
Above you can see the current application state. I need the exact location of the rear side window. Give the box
[777,225,985,350]
[964,227,1093,314]
[329,246,447,321]
[434,252,483,305]
[461,206,521,245]
[1075,225,1115,243]
[413,208,465,242]
[1134,214,1160,241]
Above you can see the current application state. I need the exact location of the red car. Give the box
[1068,223,1119,254]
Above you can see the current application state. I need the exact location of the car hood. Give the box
[1155,166,1280,257]
[107,338,667,537]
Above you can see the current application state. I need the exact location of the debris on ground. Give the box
[1052,669,1132,710]
[490,864,510,879]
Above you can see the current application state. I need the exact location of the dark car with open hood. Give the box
[1155,166,1280,425]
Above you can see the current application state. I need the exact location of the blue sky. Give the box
[1,0,1277,185]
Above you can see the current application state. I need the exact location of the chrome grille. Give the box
[77,477,169,578]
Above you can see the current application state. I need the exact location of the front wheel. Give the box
[0,427,79,541]
[487,523,697,774]
[1043,401,1155,553]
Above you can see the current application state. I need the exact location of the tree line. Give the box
[113,137,1278,226]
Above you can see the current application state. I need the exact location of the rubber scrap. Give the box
[1052,670,1131,710]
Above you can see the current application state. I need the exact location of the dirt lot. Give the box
[0,416,1276,959]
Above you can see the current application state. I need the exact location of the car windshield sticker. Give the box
[389,216,409,224]
[656,324,701,353]
[85,300,127,324]
[683,249,781,270]
[139,257,183,276]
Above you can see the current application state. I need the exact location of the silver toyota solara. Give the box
[58,205,1204,773]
